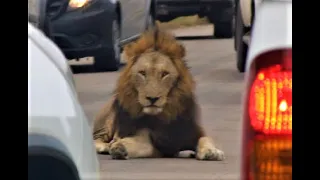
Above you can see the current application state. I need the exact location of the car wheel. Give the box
[214,21,233,38]
[235,4,249,73]
[94,16,120,72]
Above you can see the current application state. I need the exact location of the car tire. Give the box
[214,21,233,38]
[29,147,80,180]
[235,4,249,73]
[94,15,121,72]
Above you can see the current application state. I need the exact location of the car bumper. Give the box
[156,0,234,22]
[51,2,115,59]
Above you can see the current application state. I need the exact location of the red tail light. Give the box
[242,49,292,180]
[249,64,292,135]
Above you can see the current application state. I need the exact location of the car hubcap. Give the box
[112,20,120,60]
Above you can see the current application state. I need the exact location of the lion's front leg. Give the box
[195,137,225,161]
[109,129,160,160]
[95,139,111,154]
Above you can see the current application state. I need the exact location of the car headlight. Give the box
[68,0,91,9]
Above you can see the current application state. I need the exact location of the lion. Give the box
[93,29,225,161]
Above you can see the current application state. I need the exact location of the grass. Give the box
[157,15,210,30]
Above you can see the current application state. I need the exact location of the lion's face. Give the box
[130,52,179,115]
[116,29,195,119]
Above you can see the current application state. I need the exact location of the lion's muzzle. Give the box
[142,96,164,115]
[143,106,163,115]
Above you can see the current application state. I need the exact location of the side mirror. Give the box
[28,0,69,37]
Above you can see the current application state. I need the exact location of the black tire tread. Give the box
[235,4,249,73]
[214,21,233,38]
[94,13,120,72]
[28,147,80,180]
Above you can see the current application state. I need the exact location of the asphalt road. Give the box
[72,27,244,180]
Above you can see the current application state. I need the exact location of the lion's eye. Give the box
[138,70,146,76]
[161,71,169,78]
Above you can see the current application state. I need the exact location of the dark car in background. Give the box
[28,0,69,37]
[51,0,156,71]
[156,0,234,38]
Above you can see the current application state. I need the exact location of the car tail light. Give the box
[249,63,292,135]
[241,49,292,180]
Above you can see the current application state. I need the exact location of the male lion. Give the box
[93,29,225,161]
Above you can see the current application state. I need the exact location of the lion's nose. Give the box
[146,96,160,104]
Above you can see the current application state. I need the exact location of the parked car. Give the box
[28,0,69,38]
[240,1,292,180]
[28,22,100,180]
[234,0,263,72]
[156,0,235,38]
[50,0,156,71]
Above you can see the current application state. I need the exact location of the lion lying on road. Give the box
[93,29,225,161]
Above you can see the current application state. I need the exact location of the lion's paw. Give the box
[95,142,110,154]
[196,147,225,161]
[110,142,129,160]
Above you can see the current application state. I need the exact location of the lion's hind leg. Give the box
[195,136,225,161]
[109,129,161,160]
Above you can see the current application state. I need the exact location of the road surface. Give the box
[72,27,244,180]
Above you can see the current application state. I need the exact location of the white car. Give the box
[28,23,100,180]
[240,1,292,180]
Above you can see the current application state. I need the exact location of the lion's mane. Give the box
[115,29,196,120]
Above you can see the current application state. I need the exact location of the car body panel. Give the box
[28,23,75,87]
[245,0,292,71]
[118,0,149,39]
[254,0,263,14]
[28,23,100,179]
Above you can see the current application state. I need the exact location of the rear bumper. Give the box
[156,0,234,22]
[51,1,115,59]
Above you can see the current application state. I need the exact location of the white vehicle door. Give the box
[28,23,100,179]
